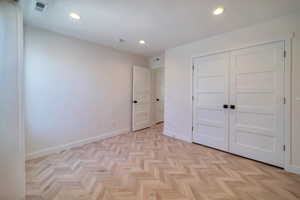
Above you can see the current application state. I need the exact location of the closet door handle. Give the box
[230,105,236,110]
[223,104,229,109]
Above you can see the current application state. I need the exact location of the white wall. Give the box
[0,1,25,200]
[164,12,300,173]
[24,26,147,159]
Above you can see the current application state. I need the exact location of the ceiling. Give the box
[21,0,300,57]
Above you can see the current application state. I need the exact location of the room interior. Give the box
[1,0,300,199]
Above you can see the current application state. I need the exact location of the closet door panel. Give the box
[229,41,285,167]
[193,53,230,151]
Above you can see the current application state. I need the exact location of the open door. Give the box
[153,68,165,123]
[132,66,151,131]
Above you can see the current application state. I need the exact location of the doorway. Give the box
[152,67,165,124]
[132,65,151,131]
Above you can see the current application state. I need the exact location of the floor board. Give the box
[26,124,300,200]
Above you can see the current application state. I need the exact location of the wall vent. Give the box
[34,1,48,12]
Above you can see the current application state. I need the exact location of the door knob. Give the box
[133,100,138,104]
[223,104,229,109]
[156,98,160,102]
[230,105,236,110]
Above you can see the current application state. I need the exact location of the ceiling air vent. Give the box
[34,1,47,12]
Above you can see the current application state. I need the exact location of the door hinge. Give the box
[283,50,287,58]
[283,145,286,152]
[283,97,286,105]
[192,65,195,71]
[192,126,194,132]
[192,96,194,101]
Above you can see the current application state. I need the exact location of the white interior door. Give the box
[132,65,151,131]
[229,41,285,167]
[193,53,230,151]
[154,68,165,123]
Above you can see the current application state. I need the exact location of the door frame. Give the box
[16,2,26,197]
[191,36,293,172]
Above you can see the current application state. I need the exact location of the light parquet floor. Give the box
[26,124,300,200]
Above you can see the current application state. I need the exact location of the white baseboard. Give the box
[163,129,174,137]
[163,129,192,143]
[164,127,300,175]
[26,128,130,160]
[286,165,300,175]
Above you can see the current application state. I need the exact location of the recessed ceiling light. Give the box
[213,7,224,15]
[139,40,146,45]
[69,12,80,20]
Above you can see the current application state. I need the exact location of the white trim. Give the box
[190,36,294,174]
[283,38,293,173]
[286,165,300,175]
[190,57,194,143]
[26,128,130,160]
[177,134,192,143]
[164,129,192,143]
[190,35,294,60]
[15,2,26,199]
[163,129,173,137]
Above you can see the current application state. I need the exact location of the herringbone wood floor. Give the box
[26,124,300,200]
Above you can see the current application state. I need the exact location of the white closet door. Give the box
[229,41,285,167]
[193,53,230,151]
[132,66,151,131]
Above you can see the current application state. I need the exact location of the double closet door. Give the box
[193,41,285,167]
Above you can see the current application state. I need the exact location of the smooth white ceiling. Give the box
[21,0,300,56]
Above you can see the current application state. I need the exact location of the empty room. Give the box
[1,0,300,199]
